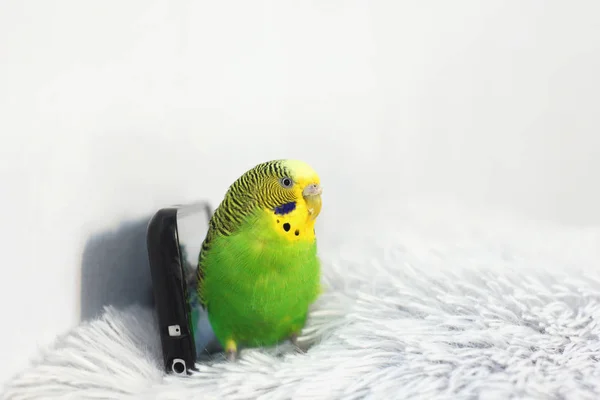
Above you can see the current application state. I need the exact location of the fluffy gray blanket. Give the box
[3,203,600,399]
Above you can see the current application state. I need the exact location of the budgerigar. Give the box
[196,159,323,361]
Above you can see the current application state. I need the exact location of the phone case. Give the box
[146,202,214,375]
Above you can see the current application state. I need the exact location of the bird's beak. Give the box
[303,183,322,220]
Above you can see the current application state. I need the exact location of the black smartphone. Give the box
[146,202,222,375]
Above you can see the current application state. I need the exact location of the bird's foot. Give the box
[290,333,307,353]
[226,349,238,361]
[225,339,238,362]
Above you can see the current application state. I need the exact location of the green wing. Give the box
[196,192,256,308]
[196,160,292,307]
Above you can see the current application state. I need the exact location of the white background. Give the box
[1,0,600,384]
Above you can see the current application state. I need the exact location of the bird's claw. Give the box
[225,339,239,362]
[290,333,307,353]
[226,349,238,362]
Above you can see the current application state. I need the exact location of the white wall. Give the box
[1,0,599,383]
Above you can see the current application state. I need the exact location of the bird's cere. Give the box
[303,183,322,197]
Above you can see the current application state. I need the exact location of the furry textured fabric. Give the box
[4,202,600,399]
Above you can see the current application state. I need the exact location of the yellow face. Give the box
[284,159,322,218]
[264,159,323,243]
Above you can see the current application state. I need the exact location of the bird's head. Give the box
[226,159,322,241]
[246,159,322,220]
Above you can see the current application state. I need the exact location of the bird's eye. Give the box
[280,177,293,188]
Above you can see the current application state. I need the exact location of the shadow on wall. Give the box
[79,217,155,321]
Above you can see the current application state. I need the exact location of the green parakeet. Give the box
[196,159,323,361]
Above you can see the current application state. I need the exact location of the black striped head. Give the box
[206,159,323,242]
[240,159,322,221]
